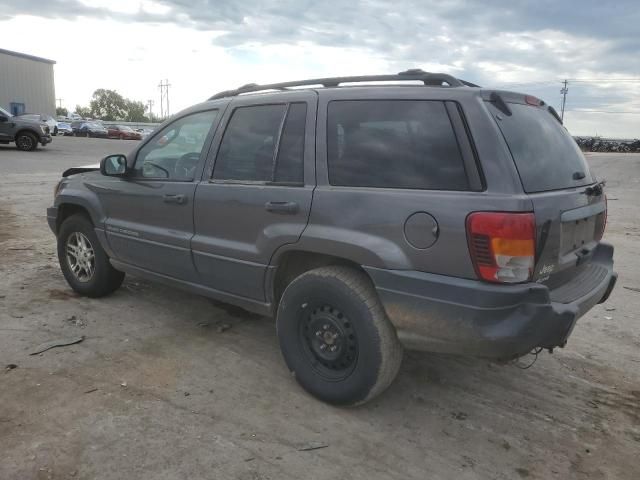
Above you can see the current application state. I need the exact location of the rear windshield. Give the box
[488,101,593,193]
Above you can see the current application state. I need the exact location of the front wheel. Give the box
[276,266,403,406]
[15,132,38,151]
[57,214,125,297]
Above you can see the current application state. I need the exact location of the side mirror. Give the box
[100,154,128,176]
[0,115,8,122]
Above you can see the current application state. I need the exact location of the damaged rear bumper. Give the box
[365,242,616,360]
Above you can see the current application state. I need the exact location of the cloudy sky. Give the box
[1,0,639,137]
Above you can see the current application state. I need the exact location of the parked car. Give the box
[68,113,83,121]
[107,125,142,140]
[57,122,73,136]
[16,113,58,135]
[71,121,108,138]
[47,70,617,405]
[0,106,52,151]
[135,127,155,139]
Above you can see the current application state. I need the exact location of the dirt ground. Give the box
[1,137,639,480]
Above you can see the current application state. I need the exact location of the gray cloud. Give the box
[5,1,638,73]
[2,0,638,115]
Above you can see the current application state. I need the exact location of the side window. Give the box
[134,110,218,180]
[274,103,307,183]
[327,100,469,190]
[213,103,306,184]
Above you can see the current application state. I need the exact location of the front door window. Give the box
[134,110,219,181]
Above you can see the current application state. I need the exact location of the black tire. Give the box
[15,132,38,151]
[53,127,58,136]
[277,266,403,406]
[57,214,124,297]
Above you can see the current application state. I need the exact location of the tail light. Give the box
[466,212,536,283]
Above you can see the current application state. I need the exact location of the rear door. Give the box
[485,97,606,284]
[192,92,316,301]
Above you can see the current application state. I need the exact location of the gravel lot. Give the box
[1,136,639,480]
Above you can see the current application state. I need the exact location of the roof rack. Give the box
[208,69,480,100]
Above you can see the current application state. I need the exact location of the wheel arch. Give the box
[267,249,375,311]
[56,203,93,233]
[14,128,40,142]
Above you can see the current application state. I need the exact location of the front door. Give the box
[95,108,221,281]
[192,93,316,300]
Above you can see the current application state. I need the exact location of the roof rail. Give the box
[208,69,479,100]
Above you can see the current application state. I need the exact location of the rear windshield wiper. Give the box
[582,179,606,196]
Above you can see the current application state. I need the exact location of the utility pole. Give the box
[158,79,171,119]
[147,99,154,122]
[560,79,568,122]
[56,98,63,109]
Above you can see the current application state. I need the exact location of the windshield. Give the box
[488,101,594,193]
[87,122,102,128]
[119,126,133,132]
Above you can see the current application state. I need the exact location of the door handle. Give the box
[163,194,187,204]
[265,201,299,214]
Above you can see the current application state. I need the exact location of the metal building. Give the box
[0,48,56,116]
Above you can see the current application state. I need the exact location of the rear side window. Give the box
[214,103,307,184]
[489,102,593,193]
[327,100,468,190]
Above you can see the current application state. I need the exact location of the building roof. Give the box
[0,48,55,65]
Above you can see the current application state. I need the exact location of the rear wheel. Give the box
[15,132,38,151]
[57,214,124,297]
[276,266,403,406]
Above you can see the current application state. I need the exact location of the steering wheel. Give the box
[174,152,201,179]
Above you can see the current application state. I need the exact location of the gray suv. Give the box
[0,106,52,150]
[47,70,617,405]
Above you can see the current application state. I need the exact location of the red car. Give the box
[107,125,142,140]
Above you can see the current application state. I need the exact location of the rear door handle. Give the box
[163,194,187,204]
[265,201,299,214]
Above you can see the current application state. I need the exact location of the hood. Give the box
[62,163,100,177]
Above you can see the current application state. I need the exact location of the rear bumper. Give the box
[365,242,616,360]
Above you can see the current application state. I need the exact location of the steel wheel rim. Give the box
[299,304,358,380]
[65,232,95,282]
[17,135,33,150]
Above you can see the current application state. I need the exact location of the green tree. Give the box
[56,107,68,117]
[89,89,126,120]
[75,105,91,119]
[125,100,148,122]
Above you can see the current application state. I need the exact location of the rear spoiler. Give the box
[62,163,100,177]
